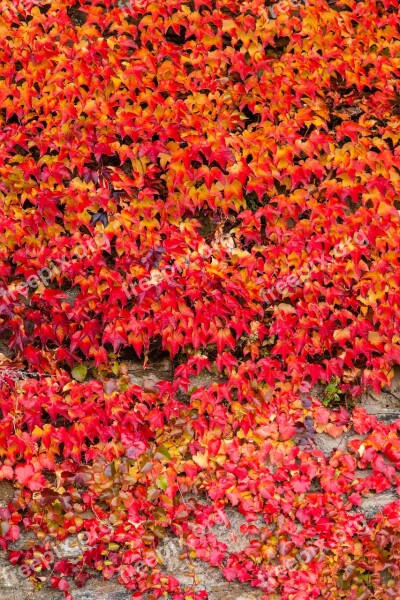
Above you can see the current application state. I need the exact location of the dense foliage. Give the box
[0,0,400,598]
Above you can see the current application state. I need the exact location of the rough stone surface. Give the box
[127,358,172,390]
[0,564,32,600]
[314,430,359,456]
[0,481,14,507]
[210,508,257,554]
[37,579,131,600]
[359,490,399,519]
[360,366,400,422]
[157,537,263,600]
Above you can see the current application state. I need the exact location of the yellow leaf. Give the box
[111,77,122,91]
[32,426,43,437]
[333,328,350,343]
[368,331,383,345]
[378,202,396,217]
[222,19,236,32]
[192,451,209,469]
[278,303,296,314]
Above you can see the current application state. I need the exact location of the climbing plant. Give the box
[0,0,399,598]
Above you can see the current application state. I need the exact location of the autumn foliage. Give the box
[0,0,400,597]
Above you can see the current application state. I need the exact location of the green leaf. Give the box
[72,364,87,382]
[155,445,172,460]
[108,542,120,551]
[111,362,119,375]
[156,475,168,491]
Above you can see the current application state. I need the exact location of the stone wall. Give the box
[0,362,399,600]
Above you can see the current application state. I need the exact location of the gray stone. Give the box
[360,366,400,422]
[0,481,14,507]
[359,490,399,519]
[314,430,358,456]
[127,359,172,389]
[0,552,33,600]
[65,287,80,307]
[157,537,263,600]
[189,371,225,390]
